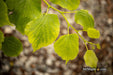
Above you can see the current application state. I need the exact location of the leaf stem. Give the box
[61,14,70,34]
[45,6,50,15]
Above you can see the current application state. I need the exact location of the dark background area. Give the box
[0,0,113,75]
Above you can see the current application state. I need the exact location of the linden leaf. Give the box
[50,0,80,10]
[75,10,94,30]
[2,36,23,57]
[6,0,41,34]
[0,0,11,27]
[87,28,100,39]
[54,34,79,63]
[25,14,60,52]
[0,31,4,49]
[84,50,98,68]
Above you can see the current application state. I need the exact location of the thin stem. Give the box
[61,14,70,34]
[45,6,50,15]
[85,43,88,50]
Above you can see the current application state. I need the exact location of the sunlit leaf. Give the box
[25,14,60,52]
[0,31,4,49]
[6,0,41,34]
[0,0,11,27]
[50,0,80,10]
[75,10,94,30]
[2,36,23,57]
[54,34,79,63]
[87,28,100,39]
[84,50,98,68]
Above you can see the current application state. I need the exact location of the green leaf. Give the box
[54,34,79,63]
[0,31,4,49]
[87,28,100,39]
[6,0,41,34]
[84,50,98,68]
[50,0,80,10]
[75,10,94,30]
[25,14,60,52]
[96,43,101,49]
[2,36,23,57]
[0,0,11,27]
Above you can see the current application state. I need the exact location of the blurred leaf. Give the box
[6,0,41,34]
[0,31,4,49]
[0,0,11,27]
[87,28,100,39]
[96,43,101,49]
[75,10,94,30]
[2,36,23,57]
[84,50,98,68]
[50,0,80,10]
[54,34,79,63]
[25,14,60,52]
[91,45,95,50]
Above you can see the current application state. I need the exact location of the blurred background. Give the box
[0,0,113,75]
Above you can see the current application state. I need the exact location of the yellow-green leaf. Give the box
[96,43,101,49]
[6,0,41,34]
[87,28,100,39]
[25,14,60,52]
[84,50,98,68]
[54,34,79,63]
[2,36,23,57]
[75,10,94,30]
[50,0,80,10]
[0,0,11,27]
[0,31,4,49]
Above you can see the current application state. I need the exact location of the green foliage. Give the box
[0,31,4,49]
[87,28,100,38]
[50,0,80,10]
[0,0,11,27]
[84,50,98,68]
[0,0,101,67]
[25,14,60,52]
[75,10,94,30]
[6,0,41,34]
[54,34,79,63]
[2,36,23,57]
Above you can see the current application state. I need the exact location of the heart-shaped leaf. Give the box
[25,14,60,52]
[54,34,79,63]
[84,50,98,68]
